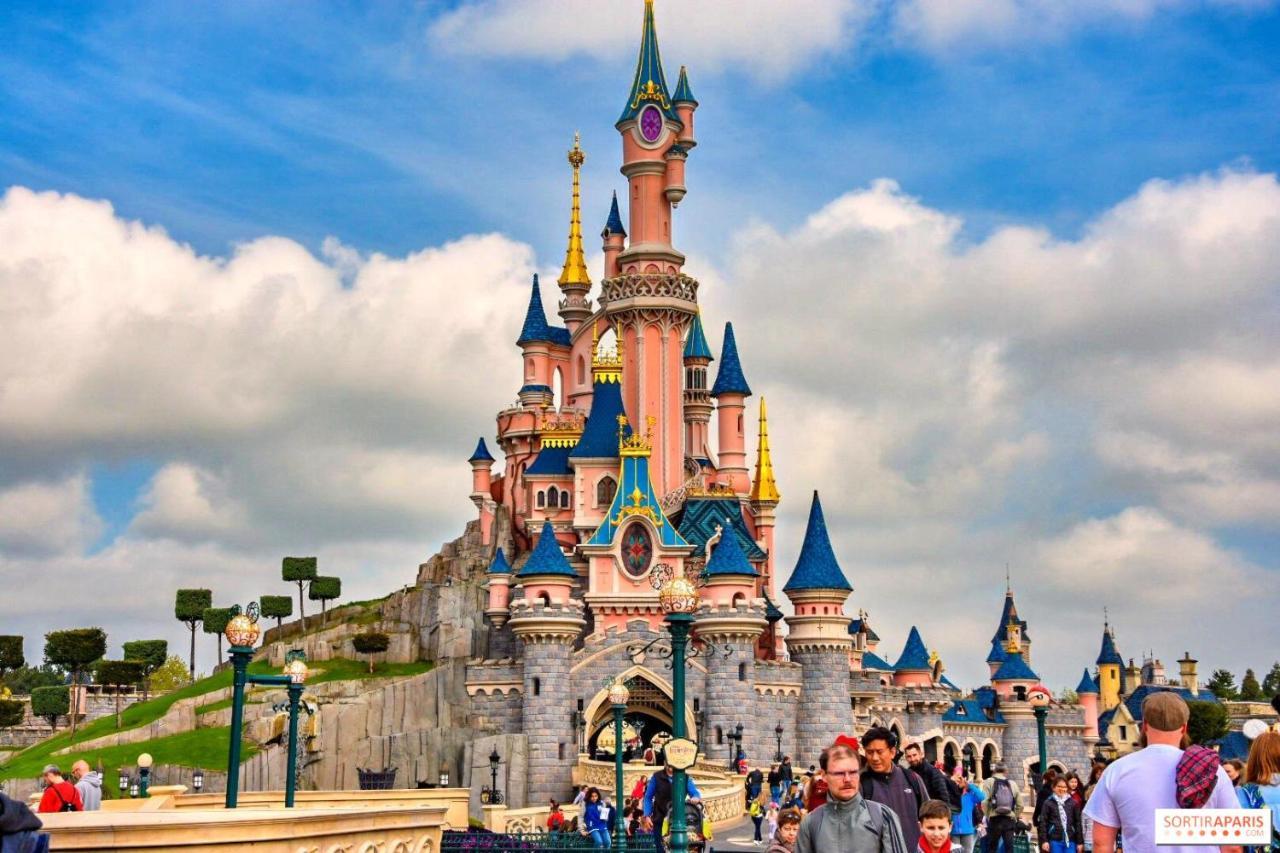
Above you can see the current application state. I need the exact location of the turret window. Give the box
[537,491,546,509]
[597,476,618,507]
[547,487,559,508]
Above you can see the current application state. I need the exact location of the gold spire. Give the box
[750,397,781,503]
[592,321,623,382]
[558,132,592,288]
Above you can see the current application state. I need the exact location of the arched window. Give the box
[1014,685,1028,701]
[537,491,546,508]
[732,592,746,608]
[558,743,566,760]
[552,366,564,409]
[538,592,552,607]
[577,355,586,386]
[525,358,535,380]
[597,476,617,507]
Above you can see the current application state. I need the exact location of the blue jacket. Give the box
[951,783,986,835]
[584,801,609,833]
[642,773,702,817]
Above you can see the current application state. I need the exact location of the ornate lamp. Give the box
[224,604,261,649]
[439,771,450,787]
[657,565,700,615]
[137,752,153,798]
[1028,685,1052,786]
[118,770,129,794]
[488,748,502,804]
[608,677,631,708]
[284,656,309,685]
[192,768,204,793]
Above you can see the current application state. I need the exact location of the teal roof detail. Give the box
[703,524,758,577]
[517,274,571,348]
[992,651,1038,681]
[782,491,851,593]
[618,0,681,126]
[604,191,627,237]
[586,453,689,549]
[469,438,494,463]
[861,651,894,672]
[683,313,713,361]
[711,322,751,397]
[672,65,697,105]
[1076,668,1099,695]
[675,497,765,561]
[1097,628,1124,666]
[487,548,512,575]
[893,626,932,671]
[764,596,783,623]
[517,520,576,578]
[570,378,628,459]
[526,445,572,476]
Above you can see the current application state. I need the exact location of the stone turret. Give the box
[1096,623,1124,712]
[712,322,752,493]
[469,438,497,544]
[1178,651,1199,696]
[1077,668,1100,739]
[783,491,853,765]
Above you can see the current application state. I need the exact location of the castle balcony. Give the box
[598,271,699,313]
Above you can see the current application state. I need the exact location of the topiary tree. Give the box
[1206,668,1238,700]
[95,659,144,728]
[3,664,64,695]
[1240,668,1264,701]
[43,628,107,735]
[260,595,293,631]
[0,636,24,682]
[283,557,318,621]
[352,632,390,673]
[0,698,25,730]
[30,685,69,732]
[148,655,191,694]
[1263,662,1280,697]
[308,576,341,624]
[122,640,168,700]
[175,589,213,680]
[202,607,234,662]
[1187,699,1231,745]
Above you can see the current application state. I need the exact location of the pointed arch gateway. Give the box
[581,663,699,755]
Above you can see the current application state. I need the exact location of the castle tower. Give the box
[1124,658,1142,692]
[557,134,593,332]
[683,312,714,461]
[516,274,570,408]
[606,0,699,497]
[987,586,1031,676]
[1077,668,1100,739]
[601,192,626,280]
[468,438,496,544]
[569,328,627,535]
[892,627,935,688]
[672,65,698,149]
[1096,623,1124,712]
[712,322,752,493]
[695,524,766,761]
[991,649,1039,700]
[750,397,781,601]
[1178,651,1199,696]
[783,491,854,764]
[509,520,586,804]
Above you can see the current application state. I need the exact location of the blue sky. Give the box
[1,0,1278,688]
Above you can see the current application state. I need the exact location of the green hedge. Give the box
[282,557,317,583]
[0,636,24,675]
[175,589,212,623]
[0,699,24,729]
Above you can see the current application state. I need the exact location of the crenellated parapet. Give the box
[599,271,699,310]
[508,598,586,645]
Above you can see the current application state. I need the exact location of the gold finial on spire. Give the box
[618,414,656,457]
[592,321,623,381]
[558,132,592,288]
[750,397,781,503]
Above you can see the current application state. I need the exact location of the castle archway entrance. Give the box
[581,664,698,759]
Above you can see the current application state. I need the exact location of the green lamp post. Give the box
[608,677,630,850]
[1029,685,1052,789]
[658,567,700,853]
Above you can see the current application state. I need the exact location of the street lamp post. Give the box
[1029,686,1052,790]
[608,677,630,850]
[659,567,700,853]
[726,724,743,771]
[774,723,784,762]
[283,654,309,808]
[488,749,502,804]
[137,752,153,798]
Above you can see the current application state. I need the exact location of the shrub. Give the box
[352,632,391,673]
[95,659,145,728]
[260,595,293,630]
[122,640,168,700]
[44,628,107,735]
[31,685,70,731]
[202,607,234,661]
[309,576,342,623]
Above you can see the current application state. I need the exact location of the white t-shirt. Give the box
[1083,744,1239,853]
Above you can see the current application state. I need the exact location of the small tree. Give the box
[175,589,213,680]
[30,685,69,732]
[283,557,318,621]
[0,636,24,681]
[122,640,168,700]
[95,660,144,728]
[1206,669,1238,700]
[309,576,342,624]
[260,595,293,631]
[1263,662,1280,697]
[1240,669,1264,701]
[148,655,192,694]
[0,698,25,730]
[44,628,107,735]
[1187,699,1231,745]
[3,664,64,695]
[202,607,234,662]
[352,632,390,673]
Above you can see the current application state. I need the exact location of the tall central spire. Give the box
[751,397,780,503]
[618,0,677,125]
[558,133,591,288]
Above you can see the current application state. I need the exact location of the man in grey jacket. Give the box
[797,743,908,853]
[71,760,102,811]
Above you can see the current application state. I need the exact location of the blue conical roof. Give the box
[893,626,932,671]
[764,595,784,623]
[992,590,1030,644]
[711,322,751,396]
[469,438,495,463]
[683,313,713,361]
[704,522,758,577]
[672,65,697,105]
[986,636,1008,665]
[604,191,627,237]
[993,652,1039,682]
[517,520,576,578]
[782,491,851,593]
[487,548,512,575]
[618,0,680,126]
[1076,668,1099,695]
[1097,627,1124,666]
[517,274,571,348]
[570,378,628,459]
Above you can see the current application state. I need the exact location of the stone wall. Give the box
[518,637,576,805]
[790,647,853,766]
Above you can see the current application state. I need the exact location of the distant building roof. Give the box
[848,618,880,642]
[992,652,1039,682]
[710,322,751,397]
[987,636,1008,665]
[1211,731,1252,761]
[468,438,495,463]
[1076,668,1099,695]
[893,626,933,672]
[516,520,576,578]
[943,698,1004,724]
[782,491,852,593]
[861,651,895,672]
[1097,627,1124,667]
[1123,684,1217,724]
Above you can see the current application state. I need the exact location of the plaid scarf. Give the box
[1175,746,1221,809]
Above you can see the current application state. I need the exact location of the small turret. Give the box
[469,438,495,496]
[557,134,592,330]
[1076,668,1100,738]
[683,312,714,461]
[892,626,934,687]
[701,520,758,609]
[601,192,627,279]
[712,322,752,492]
[485,548,513,627]
[1096,621,1124,711]
[992,651,1039,700]
[1178,651,1199,696]
[516,274,570,407]
[672,65,698,148]
[516,519,578,607]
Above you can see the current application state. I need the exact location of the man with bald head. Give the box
[71,760,102,811]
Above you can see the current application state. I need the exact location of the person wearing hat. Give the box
[1083,691,1242,853]
[36,764,82,813]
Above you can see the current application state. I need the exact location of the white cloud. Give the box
[427,0,873,81]
[0,475,102,558]
[131,463,247,542]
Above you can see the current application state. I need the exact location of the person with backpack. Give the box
[36,764,82,814]
[862,727,931,853]
[948,766,986,853]
[796,742,908,853]
[905,744,958,809]
[1237,731,1280,853]
[980,762,1022,853]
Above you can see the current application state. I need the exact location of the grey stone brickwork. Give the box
[519,635,577,804]
[791,646,854,766]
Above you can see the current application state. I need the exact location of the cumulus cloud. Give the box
[427,0,873,81]
[0,475,102,558]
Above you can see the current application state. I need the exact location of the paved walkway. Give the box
[710,816,767,851]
